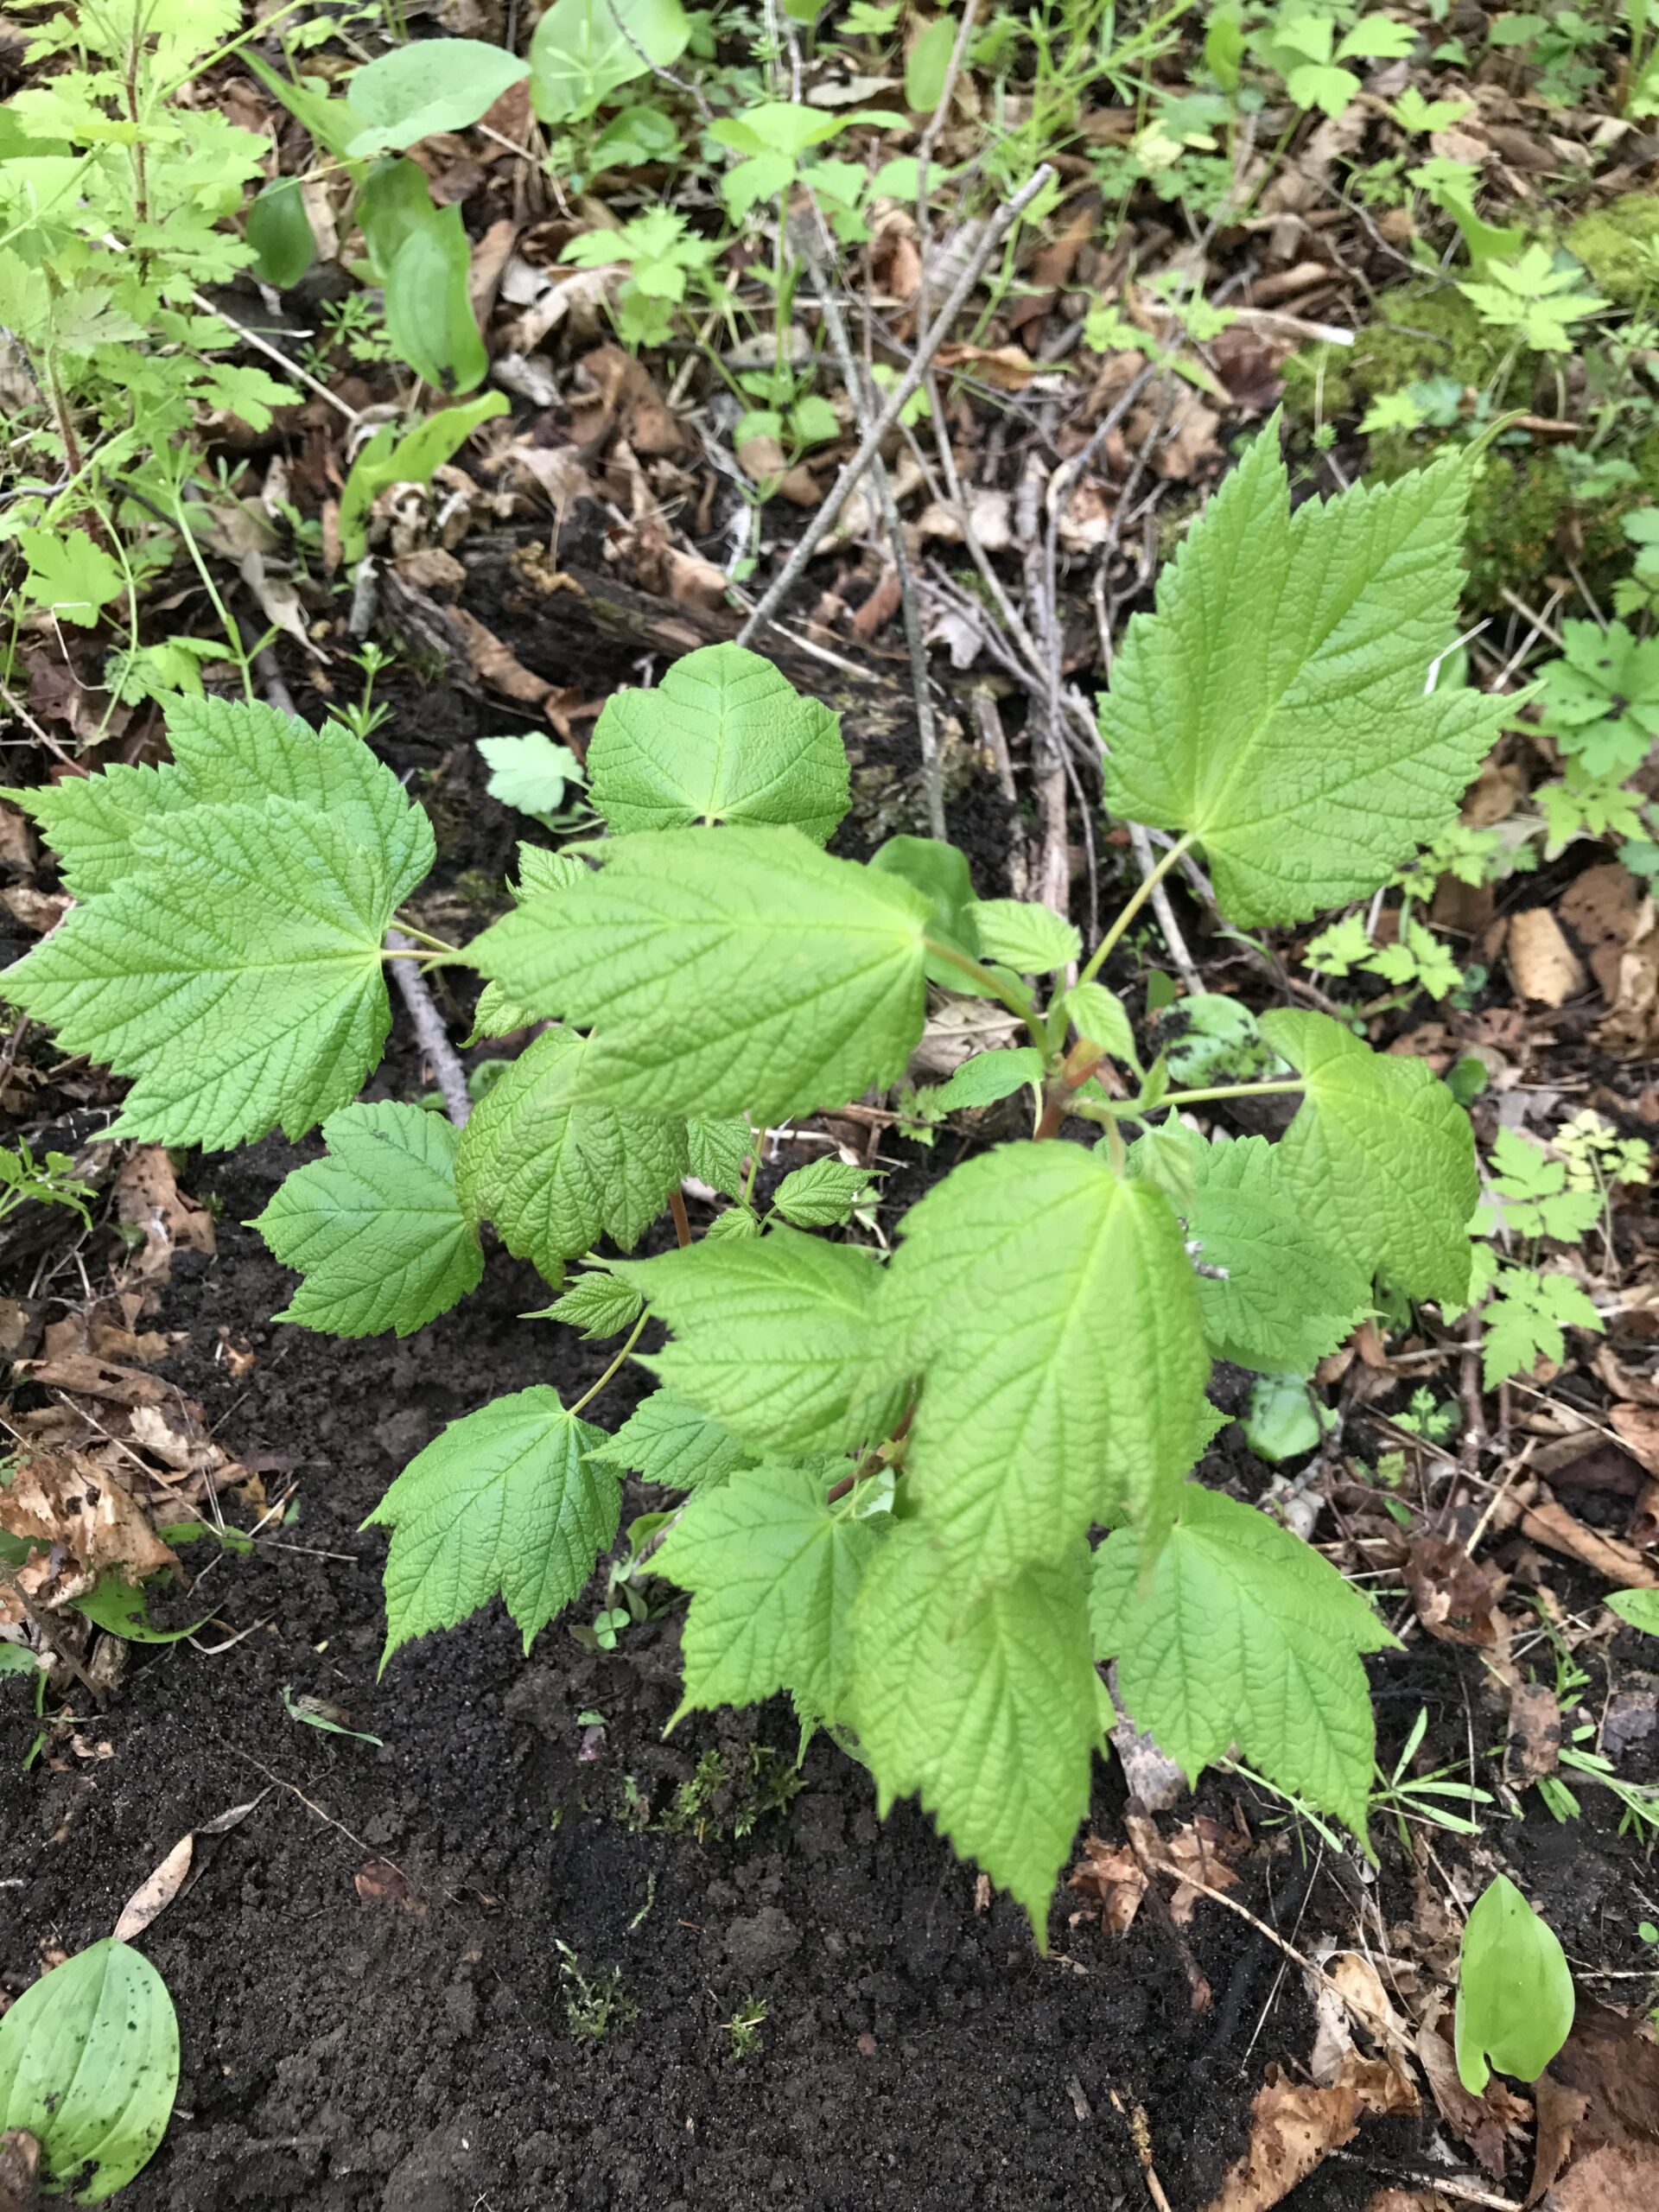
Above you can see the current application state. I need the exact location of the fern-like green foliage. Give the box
[6,435,1498,1933]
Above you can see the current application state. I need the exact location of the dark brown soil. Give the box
[3,1123,1652,2212]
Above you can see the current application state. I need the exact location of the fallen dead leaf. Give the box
[1507,1678,1563,1783]
[933,341,1046,391]
[1067,1834,1147,1932]
[1542,1999,1659,2209]
[1203,2053,1418,2212]
[112,1794,266,1942]
[1520,1496,1659,1587]
[447,606,555,709]
[1417,1998,1532,2176]
[1530,2074,1590,2205]
[1124,1809,1240,1924]
[0,2127,41,2212]
[354,1858,415,1908]
[1559,863,1642,1002]
[1510,907,1586,1007]
[0,1447,176,1610]
[1611,1405,1659,1476]
[1404,1537,1503,1646]
[1598,896,1659,1058]
[113,1147,215,1281]
[572,345,684,457]
[25,1353,166,1407]
[917,486,1014,552]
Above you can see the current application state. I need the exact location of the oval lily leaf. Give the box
[384,202,486,395]
[1454,1875,1574,2094]
[245,176,316,289]
[0,1939,179,2202]
[345,37,529,157]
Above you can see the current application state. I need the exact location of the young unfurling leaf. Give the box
[586,641,849,842]
[369,1389,614,1662]
[1099,420,1504,925]
[1091,1485,1396,1840]
[255,1101,483,1337]
[468,827,931,1120]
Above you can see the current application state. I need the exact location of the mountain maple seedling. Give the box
[6,419,1501,1932]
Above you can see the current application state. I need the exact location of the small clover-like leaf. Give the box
[254,1101,483,1338]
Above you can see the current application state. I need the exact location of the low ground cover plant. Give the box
[7,420,1506,1929]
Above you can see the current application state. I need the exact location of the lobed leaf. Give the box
[1179,1133,1370,1372]
[454,1025,688,1282]
[1259,1009,1476,1306]
[369,1387,614,1662]
[254,1102,483,1338]
[467,826,931,1120]
[655,1459,883,1719]
[8,798,397,1148]
[585,1389,754,1493]
[850,1524,1100,1934]
[1099,423,1505,926]
[615,1227,902,1454]
[586,642,849,842]
[1091,1484,1395,1839]
[880,1141,1214,1585]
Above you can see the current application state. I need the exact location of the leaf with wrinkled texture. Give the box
[1099,423,1503,926]
[656,1460,881,1719]
[880,1142,1213,1584]
[7,799,397,1148]
[454,1026,687,1282]
[587,642,849,842]
[1091,1484,1395,1838]
[585,1389,754,1493]
[368,1388,614,1661]
[851,1525,1099,1933]
[1259,1009,1476,1306]
[467,827,930,1119]
[615,1227,900,1453]
[255,1101,482,1337]
[1180,1134,1370,1372]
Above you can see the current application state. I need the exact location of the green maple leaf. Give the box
[1480,1263,1601,1389]
[467,826,931,1120]
[10,695,432,899]
[655,1459,882,1719]
[850,1523,1100,1934]
[1179,1134,1370,1374]
[1091,1485,1396,1838]
[541,1267,645,1340]
[586,642,850,843]
[1098,423,1503,926]
[454,1026,688,1284]
[367,1387,614,1662]
[253,1101,482,1337]
[16,526,124,627]
[880,1141,1213,1585]
[585,1389,755,1494]
[615,1226,901,1454]
[1259,1010,1476,1306]
[7,799,401,1147]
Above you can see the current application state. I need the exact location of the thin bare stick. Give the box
[736,166,1055,645]
[385,931,470,1127]
[912,0,982,335]
[801,217,946,839]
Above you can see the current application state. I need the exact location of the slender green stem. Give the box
[1077,834,1195,991]
[569,1313,650,1419]
[169,488,257,702]
[922,936,1047,1050]
[391,918,462,956]
[1128,1077,1307,1112]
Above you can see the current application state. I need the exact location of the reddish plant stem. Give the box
[1034,1041,1105,1141]
[669,1188,693,1248]
[826,1405,914,1505]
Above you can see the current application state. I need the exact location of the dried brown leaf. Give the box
[1510,908,1587,1007]
[1404,1537,1503,1646]
[1203,2054,1418,2212]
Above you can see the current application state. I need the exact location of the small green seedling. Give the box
[0,1938,179,2200]
[1454,1874,1575,2094]
[556,1940,637,2044]
[724,1995,767,2057]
